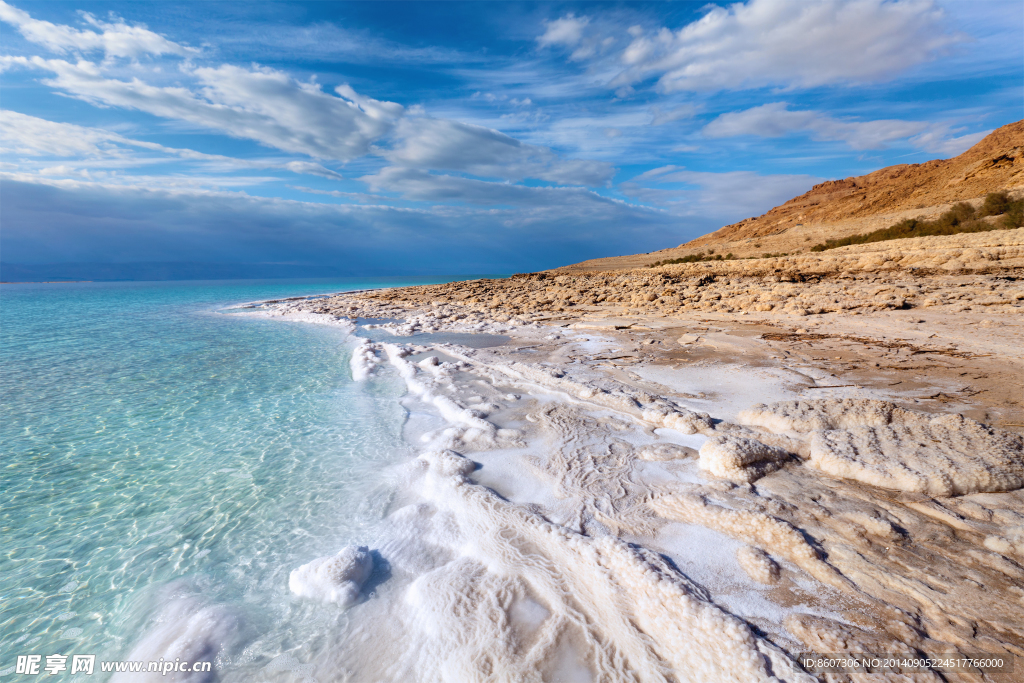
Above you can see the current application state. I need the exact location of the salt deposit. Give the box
[279,278,1024,680]
[698,435,791,483]
[740,399,1024,495]
[736,546,780,585]
[639,443,696,461]
[809,419,1024,495]
[350,338,379,381]
[111,585,237,683]
[288,546,374,607]
[738,398,915,432]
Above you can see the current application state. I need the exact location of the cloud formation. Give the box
[0,176,680,272]
[542,0,962,93]
[537,14,590,49]
[0,110,344,179]
[0,0,1013,278]
[621,165,821,222]
[0,0,196,59]
[4,57,404,161]
[384,117,614,185]
[703,103,987,155]
[362,166,626,206]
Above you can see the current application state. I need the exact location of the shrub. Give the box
[809,194,1021,252]
[1001,204,1024,229]
[981,191,1010,217]
[947,201,977,224]
[647,251,737,268]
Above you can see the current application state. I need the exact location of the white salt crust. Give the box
[289,546,374,607]
[111,584,238,683]
[350,338,379,381]
[367,347,812,682]
[698,435,790,483]
[739,399,1024,495]
[400,450,814,683]
[246,303,1024,680]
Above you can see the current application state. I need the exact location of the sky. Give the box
[1,0,1021,278]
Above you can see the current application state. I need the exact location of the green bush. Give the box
[981,191,1011,217]
[1001,205,1024,229]
[647,251,738,268]
[809,194,1022,252]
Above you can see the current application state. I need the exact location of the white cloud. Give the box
[703,103,987,154]
[621,165,820,221]
[383,117,614,185]
[288,185,393,203]
[0,0,197,59]
[361,166,629,206]
[537,14,589,48]
[6,57,403,161]
[703,103,928,149]
[605,0,963,92]
[908,127,990,157]
[650,103,702,126]
[0,109,344,180]
[2,4,614,186]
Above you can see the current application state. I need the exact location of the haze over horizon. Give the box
[1,0,1021,280]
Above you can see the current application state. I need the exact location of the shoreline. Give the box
[264,243,1024,680]
[258,249,1024,679]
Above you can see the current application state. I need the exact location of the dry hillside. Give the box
[561,119,1024,272]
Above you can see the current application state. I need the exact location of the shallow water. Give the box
[0,277,473,678]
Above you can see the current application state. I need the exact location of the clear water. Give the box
[0,277,469,678]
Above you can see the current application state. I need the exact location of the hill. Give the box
[559,119,1024,272]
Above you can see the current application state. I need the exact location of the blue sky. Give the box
[1,0,1021,276]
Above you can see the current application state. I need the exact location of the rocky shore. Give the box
[267,222,1024,681]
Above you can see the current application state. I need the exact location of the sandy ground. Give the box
[263,233,1024,682]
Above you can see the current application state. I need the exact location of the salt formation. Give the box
[736,546,780,585]
[698,435,790,483]
[650,493,843,590]
[289,546,374,607]
[810,417,1024,496]
[278,286,1024,679]
[392,450,813,683]
[349,339,379,381]
[111,584,237,683]
[737,398,915,432]
[384,344,514,449]
[740,399,1024,495]
[639,443,696,461]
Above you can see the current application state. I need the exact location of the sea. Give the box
[0,277,476,680]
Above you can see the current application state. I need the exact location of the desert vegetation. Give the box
[810,191,1024,253]
[648,252,735,267]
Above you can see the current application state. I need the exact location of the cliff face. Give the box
[688,120,1024,247]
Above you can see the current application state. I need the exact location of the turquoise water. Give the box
[0,278,463,678]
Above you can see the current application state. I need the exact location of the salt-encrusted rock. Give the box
[809,415,1024,496]
[639,443,697,461]
[698,435,791,483]
[736,546,780,584]
[289,546,374,607]
[737,398,919,433]
[739,399,1024,495]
